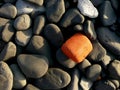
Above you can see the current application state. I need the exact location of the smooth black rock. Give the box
[110,0,119,11]
[17,54,49,78]
[60,8,85,28]
[46,0,65,23]
[84,20,97,40]
[90,0,104,6]
[98,1,117,26]
[44,24,64,48]
[88,40,106,62]
[85,64,102,81]
[97,27,120,55]
[35,68,71,89]
[108,60,120,79]
[56,49,77,68]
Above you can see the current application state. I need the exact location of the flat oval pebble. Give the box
[77,0,98,18]
[15,28,32,46]
[0,42,16,61]
[44,24,64,48]
[0,3,17,19]
[0,61,13,90]
[97,27,120,55]
[98,1,117,26]
[24,0,43,6]
[17,54,49,78]
[60,8,85,28]
[35,68,71,89]
[46,0,65,23]
[33,15,45,35]
[14,14,31,31]
[56,49,77,68]
[10,64,27,89]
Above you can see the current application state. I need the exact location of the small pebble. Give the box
[44,24,64,48]
[46,0,65,23]
[35,68,71,89]
[24,84,40,90]
[24,0,43,6]
[0,3,17,19]
[0,42,16,61]
[60,8,85,28]
[17,54,49,78]
[15,28,32,46]
[73,24,83,31]
[10,64,27,89]
[0,61,13,90]
[77,0,98,18]
[14,14,31,31]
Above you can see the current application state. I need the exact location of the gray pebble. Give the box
[46,0,65,23]
[84,20,97,40]
[97,27,120,55]
[15,28,32,46]
[33,15,45,35]
[10,64,27,89]
[73,24,83,31]
[0,3,17,19]
[24,0,43,6]
[24,84,40,90]
[98,1,117,26]
[14,14,31,30]
[2,23,14,42]
[78,59,91,72]
[67,69,81,90]
[60,8,85,28]
[35,68,71,89]
[16,0,45,15]
[26,35,53,65]
[0,42,16,61]
[85,64,102,81]
[44,24,64,48]
[77,0,98,18]
[88,40,106,62]
[108,60,120,79]
[0,61,13,90]
[17,54,49,78]
[56,49,77,68]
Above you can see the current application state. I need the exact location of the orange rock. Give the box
[61,33,93,63]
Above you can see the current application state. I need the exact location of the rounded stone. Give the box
[44,24,64,48]
[0,61,13,90]
[35,68,71,89]
[24,84,40,90]
[56,49,77,68]
[14,14,31,30]
[0,3,17,19]
[17,54,49,78]
[10,64,27,89]
[24,0,43,6]
[85,64,102,81]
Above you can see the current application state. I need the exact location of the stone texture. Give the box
[16,0,45,15]
[0,3,17,19]
[15,28,32,46]
[90,0,104,7]
[73,24,83,31]
[24,0,43,6]
[88,40,106,62]
[26,35,53,65]
[97,27,120,55]
[44,24,64,48]
[33,15,45,35]
[0,42,16,61]
[60,8,85,28]
[0,61,13,90]
[24,84,40,90]
[17,54,49,78]
[35,68,71,89]
[46,0,65,23]
[98,1,117,26]
[77,0,98,18]
[110,0,119,11]
[56,49,77,68]
[2,23,14,42]
[10,64,27,89]
[14,14,31,31]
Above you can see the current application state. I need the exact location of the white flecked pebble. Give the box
[16,0,45,15]
[77,0,98,18]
